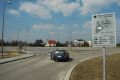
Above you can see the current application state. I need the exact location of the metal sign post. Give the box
[103,47,106,80]
[92,13,116,80]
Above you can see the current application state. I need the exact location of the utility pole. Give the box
[1,0,5,58]
[69,28,72,50]
[17,26,20,53]
[1,0,12,58]
[25,25,29,52]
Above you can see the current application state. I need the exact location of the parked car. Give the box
[49,49,69,62]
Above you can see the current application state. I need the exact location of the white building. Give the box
[87,41,92,47]
[73,39,85,47]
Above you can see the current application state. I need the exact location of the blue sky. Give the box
[0,0,120,43]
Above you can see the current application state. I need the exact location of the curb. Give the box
[64,64,76,80]
[64,55,100,80]
[0,54,35,64]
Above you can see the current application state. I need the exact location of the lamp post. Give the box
[1,0,12,58]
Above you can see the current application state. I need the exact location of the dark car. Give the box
[49,49,69,62]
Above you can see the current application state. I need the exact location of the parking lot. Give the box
[0,47,120,80]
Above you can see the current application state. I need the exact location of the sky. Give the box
[0,0,120,43]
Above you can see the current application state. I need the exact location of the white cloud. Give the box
[73,24,79,27]
[117,0,120,5]
[49,32,56,35]
[38,0,80,16]
[20,2,52,19]
[32,24,54,30]
[19,0,120,17]
[19,0,80,19]
[119,2,120,5]
[116,19,120,32]
[83,21,92,29]
[115,18,120,43]
[8,9,20,16]
[57,24,66,30]
[72,31,92,40]
[60,2,80,16]
[37,0,64,13]
[80,0,120,15]
[73,31,90,35]
[32,24,66,30]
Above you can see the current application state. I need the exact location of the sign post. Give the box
[92,13,116,80]
[103,47,106,80]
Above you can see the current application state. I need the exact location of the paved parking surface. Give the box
[0,47,120,80]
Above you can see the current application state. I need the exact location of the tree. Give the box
[84,41,89,47]
[0,39,2,46]
[0,39,5,46]
[64,41,69,47]
[11,40,18,46]
[34,39,44,47]
[56,41,61,47]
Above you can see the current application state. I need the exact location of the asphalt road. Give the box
[0,47,120,80]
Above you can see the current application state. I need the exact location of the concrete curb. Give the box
[64,65,76,80]
[0,54,35,64]
[64,56,100,80]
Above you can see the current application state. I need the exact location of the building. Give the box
[45,40,57,47]
[87,41,92,47]
[73,39,85,47]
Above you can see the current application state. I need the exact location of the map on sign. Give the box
[92,13,116,47]
[95,18,112,34]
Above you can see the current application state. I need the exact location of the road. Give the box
[0,47,120,80]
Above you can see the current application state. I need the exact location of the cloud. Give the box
[119,3,120,5]
[116,19,120,32]
[61,2,80,16]
[117,0,120,5]
[49,32,56,35]
[20,2,52,19]
[114,18,120,43]
[73,24,79,27]
[73,31,90,35]
[32,24,54,30]
[19,0,80,19]
[38,0,80,16]
[8,9,20,16]
[32,24,66,30]
[72,31,92,40]
[17,0,120,18]
[83,21,92,29]
[57,24,66,30]
[19,0,120,17]
[80,0,120,15]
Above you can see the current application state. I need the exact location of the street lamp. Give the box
[1,0,12,58]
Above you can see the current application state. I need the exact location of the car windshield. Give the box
[54,50,65,55]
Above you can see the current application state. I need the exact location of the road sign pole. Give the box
[103,47,106,80]
[92,13,116,80]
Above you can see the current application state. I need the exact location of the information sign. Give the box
[92,13,116,47]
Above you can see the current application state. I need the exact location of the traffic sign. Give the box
[92,13,116,47]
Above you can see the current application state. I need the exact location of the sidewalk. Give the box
[0,53,35,64]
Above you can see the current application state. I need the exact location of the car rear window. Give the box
[55,50,64,55]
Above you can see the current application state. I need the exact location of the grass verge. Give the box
[70,53,120,80]
[0,51,18,59]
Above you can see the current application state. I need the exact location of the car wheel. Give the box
[54,59,57,62]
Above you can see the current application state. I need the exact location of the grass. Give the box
[70,53,120,80]
[0,51,18,59]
